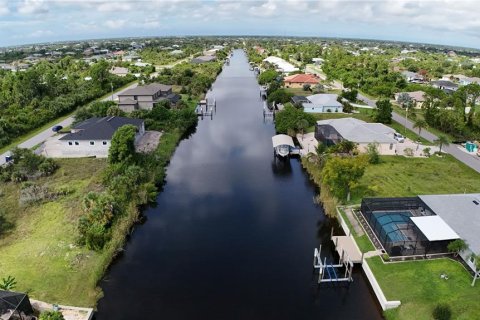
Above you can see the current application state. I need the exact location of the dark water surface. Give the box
[96,50,383,320]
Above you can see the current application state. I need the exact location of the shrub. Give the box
[39,310,65,320]
[367,142,380,164]
[403,148,414,157]
[423,147,431,157]
[432,303,452,320]
[85,222,110,251]
[382,253,390,261]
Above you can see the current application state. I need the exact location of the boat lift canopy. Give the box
[272,134,295,148]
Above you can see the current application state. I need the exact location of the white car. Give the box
[393,132,405,143]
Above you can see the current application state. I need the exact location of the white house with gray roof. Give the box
[419,194,480,273]
[315,117,397,155]
[44,116,145,158]
[302,94,343,113]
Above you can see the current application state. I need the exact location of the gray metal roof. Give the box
[119,83,172,97]
[306,94,342,107]
[316,118,397,144]
[60,116,143,141]
[419,194,480,254]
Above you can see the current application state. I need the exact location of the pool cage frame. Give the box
[360,197,451,257]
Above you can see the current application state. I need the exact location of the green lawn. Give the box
[0,158,108,306]
[350,154,480,204]
[368,257,480,320]
[337,207,375,253]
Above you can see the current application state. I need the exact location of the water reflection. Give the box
[95,50,382,320]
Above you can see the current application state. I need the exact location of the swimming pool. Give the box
[372,211,412,243]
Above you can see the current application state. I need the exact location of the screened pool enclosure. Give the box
[360,197,455,257]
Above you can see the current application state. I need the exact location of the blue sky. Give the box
[1,0,479,48]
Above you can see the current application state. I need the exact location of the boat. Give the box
[272,134,296,158]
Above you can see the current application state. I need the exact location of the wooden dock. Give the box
[331,235,363,264]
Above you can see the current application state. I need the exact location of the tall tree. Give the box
[322,155,368,202]
[108,125,137,164]
[374,99,393,124]
[413,119,428,136]
[435,135,450,154]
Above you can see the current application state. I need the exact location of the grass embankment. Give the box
[337,207,375,253]
[0,158,107,306]
[303,154,480,210]
[368,257,480,320]
[0,129,184,306]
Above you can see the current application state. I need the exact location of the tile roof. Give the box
[60,116,143,141]
[283,74,319,84]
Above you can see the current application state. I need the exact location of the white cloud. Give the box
[17,0,49,14]
[104,19,128,29]
[3,0,480,47]
[0,0,9,15]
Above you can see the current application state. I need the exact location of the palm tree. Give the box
[312,143,329,168]
[0,276,17,290]
[296,119,310,140]
[413,119,428,136]
[435,135,450,154]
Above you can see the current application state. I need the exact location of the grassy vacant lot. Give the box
[0,158,108,306]
[368,257,480,320]
[350,154,480,204]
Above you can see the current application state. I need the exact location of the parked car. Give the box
[52,125,63,132]
[393,132,405,143]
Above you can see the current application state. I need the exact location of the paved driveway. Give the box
[0,82,138,165]
[357,93,480,173]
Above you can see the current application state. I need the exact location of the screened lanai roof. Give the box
[0,290,34,320]
[410,216,460,241]
[272,134,295,148]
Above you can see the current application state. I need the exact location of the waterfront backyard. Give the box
[368,257,480,320]
[0,158,108,306]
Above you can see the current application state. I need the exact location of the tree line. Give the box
[0,57,134,148]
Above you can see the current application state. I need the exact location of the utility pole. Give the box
[404,104,409,134]
[111,82,114,101]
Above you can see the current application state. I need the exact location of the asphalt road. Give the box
[0,82,138,165]
[357,93,480,173]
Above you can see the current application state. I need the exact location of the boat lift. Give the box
[313,243,354,284]
[263,101,275,120]
[195,97,216,120]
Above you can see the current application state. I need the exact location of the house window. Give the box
[390,143,393,150]
[68,141,72,146]
[90,141,95,145]
[470,256,476,264]
[103,141,107,145]
[74,141,79,146]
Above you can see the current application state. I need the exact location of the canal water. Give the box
[96,50,383,319]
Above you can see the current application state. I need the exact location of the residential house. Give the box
[460,77,480,86]
[117,83,180,112]
[431,80,458,93]
[401,71,425,83]
[302,94,343,113]
[394,91,426,108]
[191,55,216,64]
[360,194,480,275]
[315,117,397,154]
[109,66,129,77]
[263,56,299,74]
[283,74,319,88]
[53,116,145,158]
